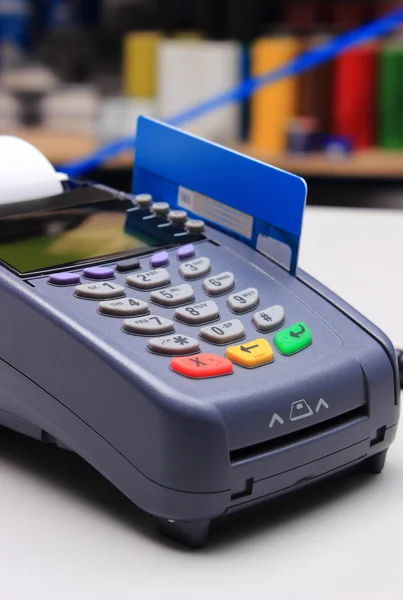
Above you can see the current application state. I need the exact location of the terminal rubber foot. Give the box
[156,518,211,548]
[366,450,388,474]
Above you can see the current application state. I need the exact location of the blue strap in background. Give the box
[61,8,403,178]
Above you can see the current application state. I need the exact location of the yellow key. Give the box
[225,338,274,368]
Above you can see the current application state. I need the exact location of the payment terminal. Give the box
[0,118,399,547]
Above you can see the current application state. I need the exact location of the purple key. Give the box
[48,272,81,286]
[150,251,169,268]
[83,266,114,280]
[177,244,195,260]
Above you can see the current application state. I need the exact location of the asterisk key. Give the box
[173,335,189,346]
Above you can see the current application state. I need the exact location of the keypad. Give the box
[227,288,259,313]
[75,282,125,300]
[58,241,313,374]
[253,305,285,333]
[200,319,245,345]
[148,334,200,356]
[150,284,194,307]
[203,272,235,296]
[99,297,148,317]
[126,268,170,290]
[175,300,219,325]
[179,257,211,280]
[124,315,174,336]
[170,354,233,379]
[226,338,274,368]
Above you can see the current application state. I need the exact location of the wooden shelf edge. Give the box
[2,128,403,178]
[235,145,403,179]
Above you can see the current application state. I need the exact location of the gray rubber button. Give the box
[253,305,285,332]
[228,288,259,313]
[99,297,149,317]
[200,319,245,345]
[151,201,170,217]
[123,315,174,336]
[203,271,235,296]
[168,210,188,226]
[175,300,219,325]
[134,193,153,209]
[150,284,194,307]
[179,257,211,280]
[185,219,205,234]
[148,334,200,355]
[126,268,170,290]
[75,282,125,300]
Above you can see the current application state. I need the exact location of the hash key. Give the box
[253,305,285,333]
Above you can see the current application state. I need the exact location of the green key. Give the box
[274,322,312,356]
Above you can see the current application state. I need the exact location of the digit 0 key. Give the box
[200,319,245,345]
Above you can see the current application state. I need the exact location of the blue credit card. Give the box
[131,117,307,275]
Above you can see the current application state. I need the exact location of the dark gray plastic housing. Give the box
[0,223,398,546]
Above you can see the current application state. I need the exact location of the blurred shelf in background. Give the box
[237,145,403,179]
[0,128,133,170]
[2,128,403,180]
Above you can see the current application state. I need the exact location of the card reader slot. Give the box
[230,406,368,466]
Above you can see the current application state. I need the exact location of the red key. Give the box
[170,353,233,379]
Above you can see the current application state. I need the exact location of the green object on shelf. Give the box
[378,42,403,149]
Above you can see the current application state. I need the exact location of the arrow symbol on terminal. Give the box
[289,325,306,339]
[240,344,259,354]
[269,413,285,428]
[315,398,329,412]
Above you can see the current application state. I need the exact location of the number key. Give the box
[179,257,211,280]
[175,300,219,325]
[200,319,245,345]
[203,272,235,296]
[123,315,174,336]
[98,297,149,317]
[150,284,194,307]
[228,288,259,313]
[75,282,125,300]
[126,268,170,290]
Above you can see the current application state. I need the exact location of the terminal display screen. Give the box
[0,205,162,274]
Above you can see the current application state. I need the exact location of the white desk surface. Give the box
[1,206,402,600]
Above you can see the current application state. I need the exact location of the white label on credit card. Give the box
[178,186,253,239]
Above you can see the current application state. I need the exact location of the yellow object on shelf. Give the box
[250,36,300,153]
[123,31,160,98]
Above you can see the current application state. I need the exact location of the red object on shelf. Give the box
[332,44,377,150]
